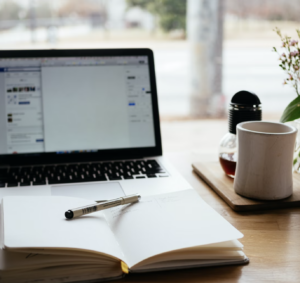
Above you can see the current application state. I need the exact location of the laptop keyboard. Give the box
[0,160,168,188]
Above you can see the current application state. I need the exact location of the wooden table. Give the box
[119,120,300,283]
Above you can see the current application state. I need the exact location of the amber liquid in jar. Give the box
[219,152,237,178]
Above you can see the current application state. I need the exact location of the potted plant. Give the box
[273,27,300,123]
[273,27,300,171]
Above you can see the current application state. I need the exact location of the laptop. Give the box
[0,48,192,201]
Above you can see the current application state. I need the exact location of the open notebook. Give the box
[0,190,248,283]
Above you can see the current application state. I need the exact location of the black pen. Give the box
[65,194,141,219]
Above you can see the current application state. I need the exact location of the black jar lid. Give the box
[229,90,262,134]
[230,90,261,107]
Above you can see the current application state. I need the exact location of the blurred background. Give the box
[0,0,299,121]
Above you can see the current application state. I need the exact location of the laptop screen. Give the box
[0,55,156,156]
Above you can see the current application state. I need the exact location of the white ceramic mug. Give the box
[234,121,297,200]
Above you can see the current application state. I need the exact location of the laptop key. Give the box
[20,181,31,187]
[48,176,62,184]
[32,167,43,175]
[113,165,120,171]
[78,165,87,173]
[7,175,19,183]
[90,166,98,173]
[147,174,157,178]
[19,171,30,178]
[7,182,18,187]
[102,162,113,169]
[135,176,146,179]
[91,174,107,182]
[0,168,8,176]
[95,170,104,177]
[146,160,160,167]
[21,175,31,183]
[68,165,79,173]
[9,168,20,177]
[33,179,46,186]
[114,162,124,167]
[68,173,88,183]
[92,163,102,169]
[123,175,133,179]
[56,165,67,174]
[108,176,122,181]
[107,171,122,180]
[44,169,53,176]
[92,176,107,182]
[66,175,78,183]
[145,167,165,174]
[146,161,164,171]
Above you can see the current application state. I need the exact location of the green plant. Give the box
[273,27,300,123]
[126,0,186,33]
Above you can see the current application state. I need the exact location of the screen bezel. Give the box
[0,48,162,166]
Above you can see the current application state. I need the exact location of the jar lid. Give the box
[229,90,262,134]
[230,90,261,106]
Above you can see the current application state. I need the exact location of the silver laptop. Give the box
[0,48,192,201]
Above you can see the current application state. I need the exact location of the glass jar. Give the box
[219,91,262,178]
[219,133,237,178]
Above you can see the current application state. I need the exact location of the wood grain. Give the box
[192,162,300,211]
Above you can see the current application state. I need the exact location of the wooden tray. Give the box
[192,162,300,211]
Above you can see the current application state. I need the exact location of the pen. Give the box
[65,194,141,219]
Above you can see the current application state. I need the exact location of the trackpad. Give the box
[51,182,125,201]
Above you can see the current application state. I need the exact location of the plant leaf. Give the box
[280,95,300,123]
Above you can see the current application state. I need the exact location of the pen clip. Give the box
[95,200,107,203]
